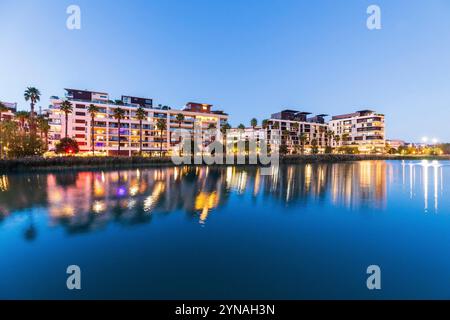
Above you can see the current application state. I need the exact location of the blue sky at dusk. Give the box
[1,0,450,142]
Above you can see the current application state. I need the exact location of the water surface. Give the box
[1,160,450,299]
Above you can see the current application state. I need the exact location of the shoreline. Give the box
[0,154,449,173]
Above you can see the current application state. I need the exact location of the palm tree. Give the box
[326,130,334,148]
[0,102,8,159]
[113,107,126,155]
[238,124,245,130]
[261,119,268,129]
[334,134,341,148]
[311,138,319,154]
[156,118,167,157]
[87,104,100,155]
[175,113,185,130]
[37,115,50,150]
[135,107,146,156]
[175,113,185,154]
[299,133,308,154]
[15,111,30,134]
[24,87,41,134]
[59,100,73,138]
[342,133,350,145]
[220,122,231,153]
[250,118,258,129]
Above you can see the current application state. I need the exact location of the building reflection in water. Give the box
[401,160,445,213]
[0,161,395,238]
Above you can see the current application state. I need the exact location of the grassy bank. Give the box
[1,154,449,173]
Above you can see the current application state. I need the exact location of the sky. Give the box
[1,0,450,142]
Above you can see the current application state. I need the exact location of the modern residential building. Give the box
[0,102,17,121]
[266,109,330,153]
[228,126,267,142]
[46,89,228,155]
[329,110,385,153]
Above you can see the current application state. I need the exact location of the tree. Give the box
[174,113,185,155]
[0,120,17,157]
[55,137,79,155]
[334,134,341,147]
[113,107,126,155]
[135,107,146,156]
[15,111,30,134]
[238,123,245,130]
[261,119,268,129]
[156,118,167,157]
[311,138,319,154]
[0,102,8,159]
[220,122,231,154]
[324,130,334,154]
[87,104,100,155]
[250,118,257,129]
[326,130,334,147]
[279,143,288,156]
[175,113,185,129]
[342,133,350,145]
[59,100,73,138]
[299,133,308,154]
[37,115,50,150]
[24,87,41,134]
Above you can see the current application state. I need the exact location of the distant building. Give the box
[329,110,385,153]
[386,139,406,149]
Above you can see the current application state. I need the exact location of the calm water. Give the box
[1,160,450,299]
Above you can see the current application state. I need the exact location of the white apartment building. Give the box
[266,110,330,153]
[47,89,228,155]
[329,110,385,153]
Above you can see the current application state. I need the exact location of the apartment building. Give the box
[266,110,330,153]
[0,102,17,121]
[47,89,228,155]
[329,110,385,153]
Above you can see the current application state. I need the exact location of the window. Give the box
[75,112,85,116]
[75,119,85,124]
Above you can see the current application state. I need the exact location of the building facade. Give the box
[266,110,330,154]
[329,110,385,153]
[0,102,17,121]
[46,89,228,155]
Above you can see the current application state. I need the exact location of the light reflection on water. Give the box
[2,160,450,299]
[0,160,447,238]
